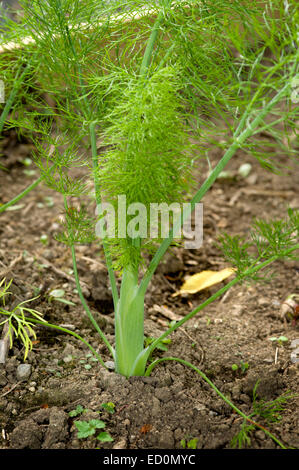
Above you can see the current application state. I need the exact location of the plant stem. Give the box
[139,2,172,78]
[139,80,293,296]
[70,243,114,359]
[145,357,286,449]
[0,158,59,214]
[89,122,119,309]
[62,195,114,359]
[0,174,43,213]
[115,264,145,377]
[0,62,30,134]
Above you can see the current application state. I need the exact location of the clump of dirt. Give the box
[0,130,298,449]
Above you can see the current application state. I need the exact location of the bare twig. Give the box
[152,304,182,321]
[1,381,22,398]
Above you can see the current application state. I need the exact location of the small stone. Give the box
[246,173,258,185]
[28,386,36,393]
[240,393,251,404]
[151,397,161,417]
[0,372,7,387]
[113,439,127,449]
[158,430,175,448]
[63,355,73,364]
[255,430,266,440]
[43,249,55,260]
[155,387,172,402]
[16,364,32,382]
[104,361,115,370]
[231,384,241,400]
[258,297,269,306]
[194,402,206,412]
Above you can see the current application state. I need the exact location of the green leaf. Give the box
[75,419,105,439]
[96,432,114,443]
[75,421,95,439]
[101,402,115,414]
[89,419,106,430]
[187,438,199,449]
[54,297,76,306]
[49,289,65,298]
[69,405,85,417]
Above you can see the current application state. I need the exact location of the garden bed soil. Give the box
[0,130,298,449]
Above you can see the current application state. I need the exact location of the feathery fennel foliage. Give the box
[98,66,192,270]
[3,0,298,360]
[0,0,298,411]
[0,278,46,360]
[231,380,296,449]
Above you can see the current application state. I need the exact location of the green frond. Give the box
[218,209,299,282]
[55,205,96,246]
[231,422,255,449]
[0,290,46,360]
[96,66,193,269]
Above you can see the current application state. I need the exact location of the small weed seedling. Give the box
[68,405,88,418]
[0,277,46,359]
[231,361,250,374]
[269,336,289,347]
[69,404,113,443]
[231,381,296,449]
[48,288,76,307]
[180,437,199,450]
[74,419,113,443]
[101,402,116,414]
[1,0,298,449]
[80,352,100,370]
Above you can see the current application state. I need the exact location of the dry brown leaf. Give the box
[175,267,236,296]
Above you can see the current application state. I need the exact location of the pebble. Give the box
[104,361,115,370]
[63,355,73,364]
[258,297,269,306]
[28,386,36,393]
[113,439,127,449]
[231,384,241,399]
[0,373,7,386]
[240,393,251,404]
[42,249,55,260]
[16,364,32,382]
[255,430,266,440]
[151,397,161,417]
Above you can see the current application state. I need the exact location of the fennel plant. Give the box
[1,0,298,383]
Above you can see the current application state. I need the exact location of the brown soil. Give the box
[0,129,298,450]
